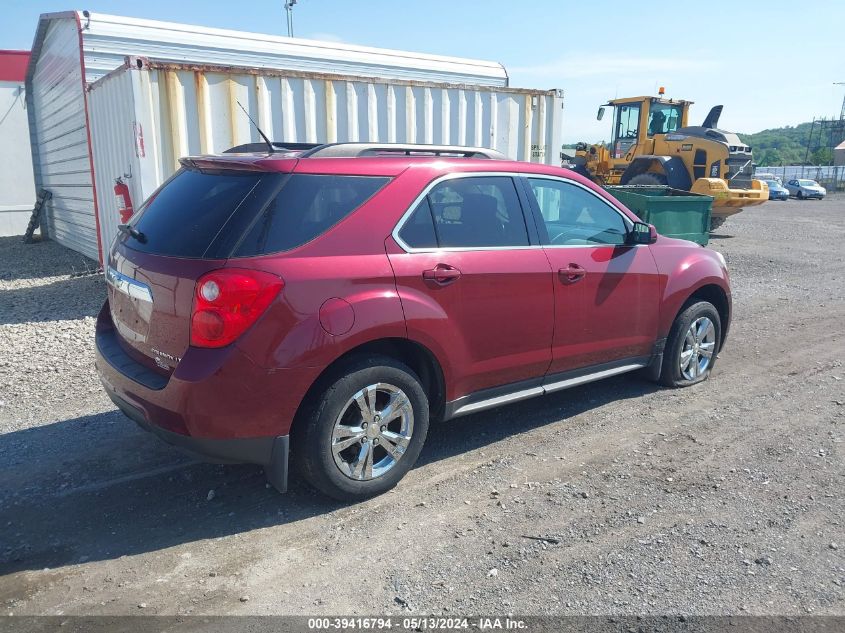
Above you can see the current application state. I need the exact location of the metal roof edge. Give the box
[26,11,79,86]
[105,56,558,97]
[81,11,507,76]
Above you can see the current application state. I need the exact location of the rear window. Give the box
[234,174,389,256]
[126,169,278,258]
[123,170,388,258]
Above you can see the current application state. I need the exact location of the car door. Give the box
[386,174,554,402]
[520,175,660,375]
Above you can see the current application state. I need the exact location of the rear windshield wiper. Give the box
[118,224,147,244]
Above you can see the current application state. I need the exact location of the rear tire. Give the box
[627,172,668,186]
[293,355,430,501]
[658,301,722,388]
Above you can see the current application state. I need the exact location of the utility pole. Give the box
[835,82,845,120]
[284,0,297,37]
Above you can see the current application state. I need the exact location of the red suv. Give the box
[96,143,731,500]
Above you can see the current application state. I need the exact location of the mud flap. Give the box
[644,338,667,381]
[265,435,290,493]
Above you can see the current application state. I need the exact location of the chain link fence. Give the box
[755,165,845,192]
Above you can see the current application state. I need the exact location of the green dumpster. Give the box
[605,186,713,246]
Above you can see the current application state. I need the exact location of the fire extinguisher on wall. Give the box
[114,177,134,224]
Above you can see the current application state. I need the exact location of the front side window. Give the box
[615,104,641,141]
[398,176,529,249]
[527,178,629,246]
[612,103,642,158]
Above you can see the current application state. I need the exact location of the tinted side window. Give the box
[129,169,267,258]
[424,176,528,248]
[398,198,438,248]
[528,178,629,246]
[235,175,389,256]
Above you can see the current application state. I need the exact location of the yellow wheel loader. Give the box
[569,93,768,230]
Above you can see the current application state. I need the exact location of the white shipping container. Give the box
[88,57,564,256]
[27,11,564,262]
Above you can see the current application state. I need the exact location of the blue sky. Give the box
[3,0,843,142]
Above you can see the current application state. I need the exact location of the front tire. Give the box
[797,191,804,200]
[658,301,721,387]
[293,355,430,501]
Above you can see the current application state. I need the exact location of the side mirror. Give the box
[628,221,657,245]
[597,106,606,121]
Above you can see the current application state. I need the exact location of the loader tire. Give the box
[627,173,668,186]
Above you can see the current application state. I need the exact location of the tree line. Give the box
[739,122,838,166]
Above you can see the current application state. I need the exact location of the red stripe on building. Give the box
[0,50,31,82]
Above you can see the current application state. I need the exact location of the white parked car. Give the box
[784,179,826,200]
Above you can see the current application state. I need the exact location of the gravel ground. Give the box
[0,238,108,432]
[0,198,843,616]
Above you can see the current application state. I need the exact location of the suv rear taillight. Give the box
[190,269,284,348]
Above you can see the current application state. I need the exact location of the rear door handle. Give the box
[558,264,586,284]
[423,264,462,285]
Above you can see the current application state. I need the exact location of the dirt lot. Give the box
[0,197,843,616]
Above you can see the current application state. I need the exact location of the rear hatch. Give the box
[107,160,288,375]
[106,157,391,375]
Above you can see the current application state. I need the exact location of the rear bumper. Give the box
[94,301,318,492]
[107,390,289,491]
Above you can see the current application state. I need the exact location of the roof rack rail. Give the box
[224,141,322,154]
[300,143,506,160]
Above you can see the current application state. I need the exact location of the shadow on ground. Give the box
[0,375,658,576]
[0,236,99,283]
[0,275,104,325]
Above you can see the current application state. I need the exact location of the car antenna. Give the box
[236,100,275,153]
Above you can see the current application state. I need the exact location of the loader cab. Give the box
[602,96,692,160]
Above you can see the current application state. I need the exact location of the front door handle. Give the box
[558,264,586,284]
[423,264,461,285]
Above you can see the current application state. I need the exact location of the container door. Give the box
[521,176,660,373]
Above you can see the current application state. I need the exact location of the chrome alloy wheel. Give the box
[680,316,716,380]
[331,383,414,481]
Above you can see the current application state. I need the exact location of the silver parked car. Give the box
[784,178,826,200]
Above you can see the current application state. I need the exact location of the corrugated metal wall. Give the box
[88,60,564,253]
[78,12,508,87]
[27,18,100,261]
[147,64,561,172]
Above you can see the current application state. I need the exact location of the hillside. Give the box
[738,122,833,166]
